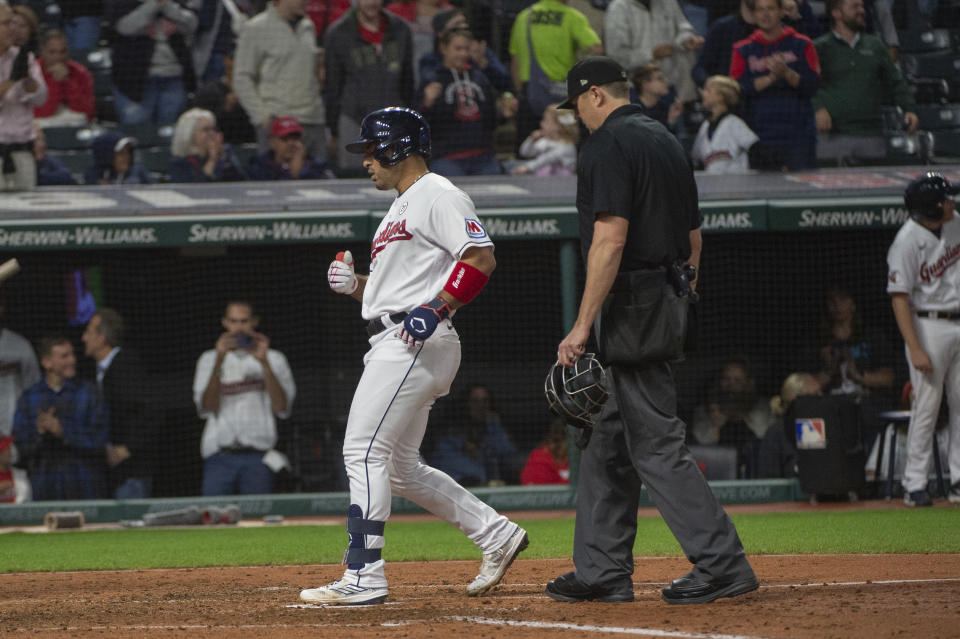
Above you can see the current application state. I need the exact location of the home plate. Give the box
[286,602,405,609]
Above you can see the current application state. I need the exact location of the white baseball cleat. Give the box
[299,578,388,605]
[466,525,529,596]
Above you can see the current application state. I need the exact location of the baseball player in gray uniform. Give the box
[887,172,960,507]
[299,107,528,606]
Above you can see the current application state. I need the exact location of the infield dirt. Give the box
[2,553,958,638]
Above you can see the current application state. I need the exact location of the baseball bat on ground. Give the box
[142,506,204,526]
[0,259,20,283]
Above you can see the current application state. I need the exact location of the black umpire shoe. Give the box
[661,573,759,605]
[545,571,634,602]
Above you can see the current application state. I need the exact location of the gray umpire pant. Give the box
[572,362,756,587]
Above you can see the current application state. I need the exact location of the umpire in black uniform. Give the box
[546,57,758,604]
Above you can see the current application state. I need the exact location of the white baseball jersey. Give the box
[193,349,296,459]
[0,328,40,438]
[361,172,494,320]
[691,113,758,174]
[887,212,960,311]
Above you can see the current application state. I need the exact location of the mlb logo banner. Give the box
[465,219,487,239]
[795,418,827,450]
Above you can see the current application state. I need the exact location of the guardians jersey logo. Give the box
[747,51,798,73]
[920,242,960,282]
[221,377,266,396]
[371,219,414,258]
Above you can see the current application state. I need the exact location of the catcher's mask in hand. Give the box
[545,353,609,428]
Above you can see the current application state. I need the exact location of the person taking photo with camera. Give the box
[193,300,296,496]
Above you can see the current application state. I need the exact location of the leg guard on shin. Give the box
[344,504,386,569]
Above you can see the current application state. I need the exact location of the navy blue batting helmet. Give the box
[904,172,959,221]
[345,107,431,166]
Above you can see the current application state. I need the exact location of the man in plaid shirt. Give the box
[13,336,108,500]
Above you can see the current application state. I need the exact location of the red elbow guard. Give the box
[443,261,489,304]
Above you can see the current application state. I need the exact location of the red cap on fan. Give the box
[0,436,13,453]
[270,116,303,138]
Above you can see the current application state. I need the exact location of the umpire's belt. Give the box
[612,266,666,292]
[917,310,960,320]
[367,312,407,337]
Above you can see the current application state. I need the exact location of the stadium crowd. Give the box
[0,0,956,189]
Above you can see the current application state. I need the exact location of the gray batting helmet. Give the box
[545,353,609,428]
[345,107,431,166]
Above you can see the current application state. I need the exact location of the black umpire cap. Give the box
[559,56,628,110]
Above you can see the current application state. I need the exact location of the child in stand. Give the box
[509,104,578,176]
[630,63,684,134]
[691,75,758,174]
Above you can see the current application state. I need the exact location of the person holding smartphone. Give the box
[192,300,296,496]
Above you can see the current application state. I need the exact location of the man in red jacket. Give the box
[34,29,94,127]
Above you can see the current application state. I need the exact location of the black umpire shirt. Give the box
[576,104,702,270]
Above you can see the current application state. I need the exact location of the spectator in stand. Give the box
[604,0,704,105]
[691,75,757,173]
[1,4,48,192]
[692,0,755,88]
[781,0,821,37]
[12,336,109,500]
[756,372,821,478]
[82,308,158,499]
[520,418,570,485]
[34,29,94,127]
[0,302,41,444]
[508,0,601,147]
[385,0,451,86]
[0,434,31,502]
[84,131,152,184]
[813,0,917,166]
[247,115,334,179]
[812,285,895,399]
[10,5,39,54]
[233,0,327,158]
[192,54,256,145]
[509,103,578,176]
[305,0,350,43]
[33,123,76,184]
[60,0,105,51]
[169,107,247,182]
[323,0,413,173]
[690,357,775,479]
[193,0,254,83]
[419,8,511,93]
[193,300,296,496]
[430,384,522,487]
[867,0,899,60]
[730,0,820,171]
[809,285,895,452]
[629,63,683,134]
[419,28,516,176]
[105,0,198,126]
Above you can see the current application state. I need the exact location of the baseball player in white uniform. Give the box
[299,107,528,606]
[887,172,960,507]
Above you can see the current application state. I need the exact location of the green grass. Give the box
[2,509,959,573]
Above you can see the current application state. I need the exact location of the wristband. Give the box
[443,261,489,304]
[423,295,451,320]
